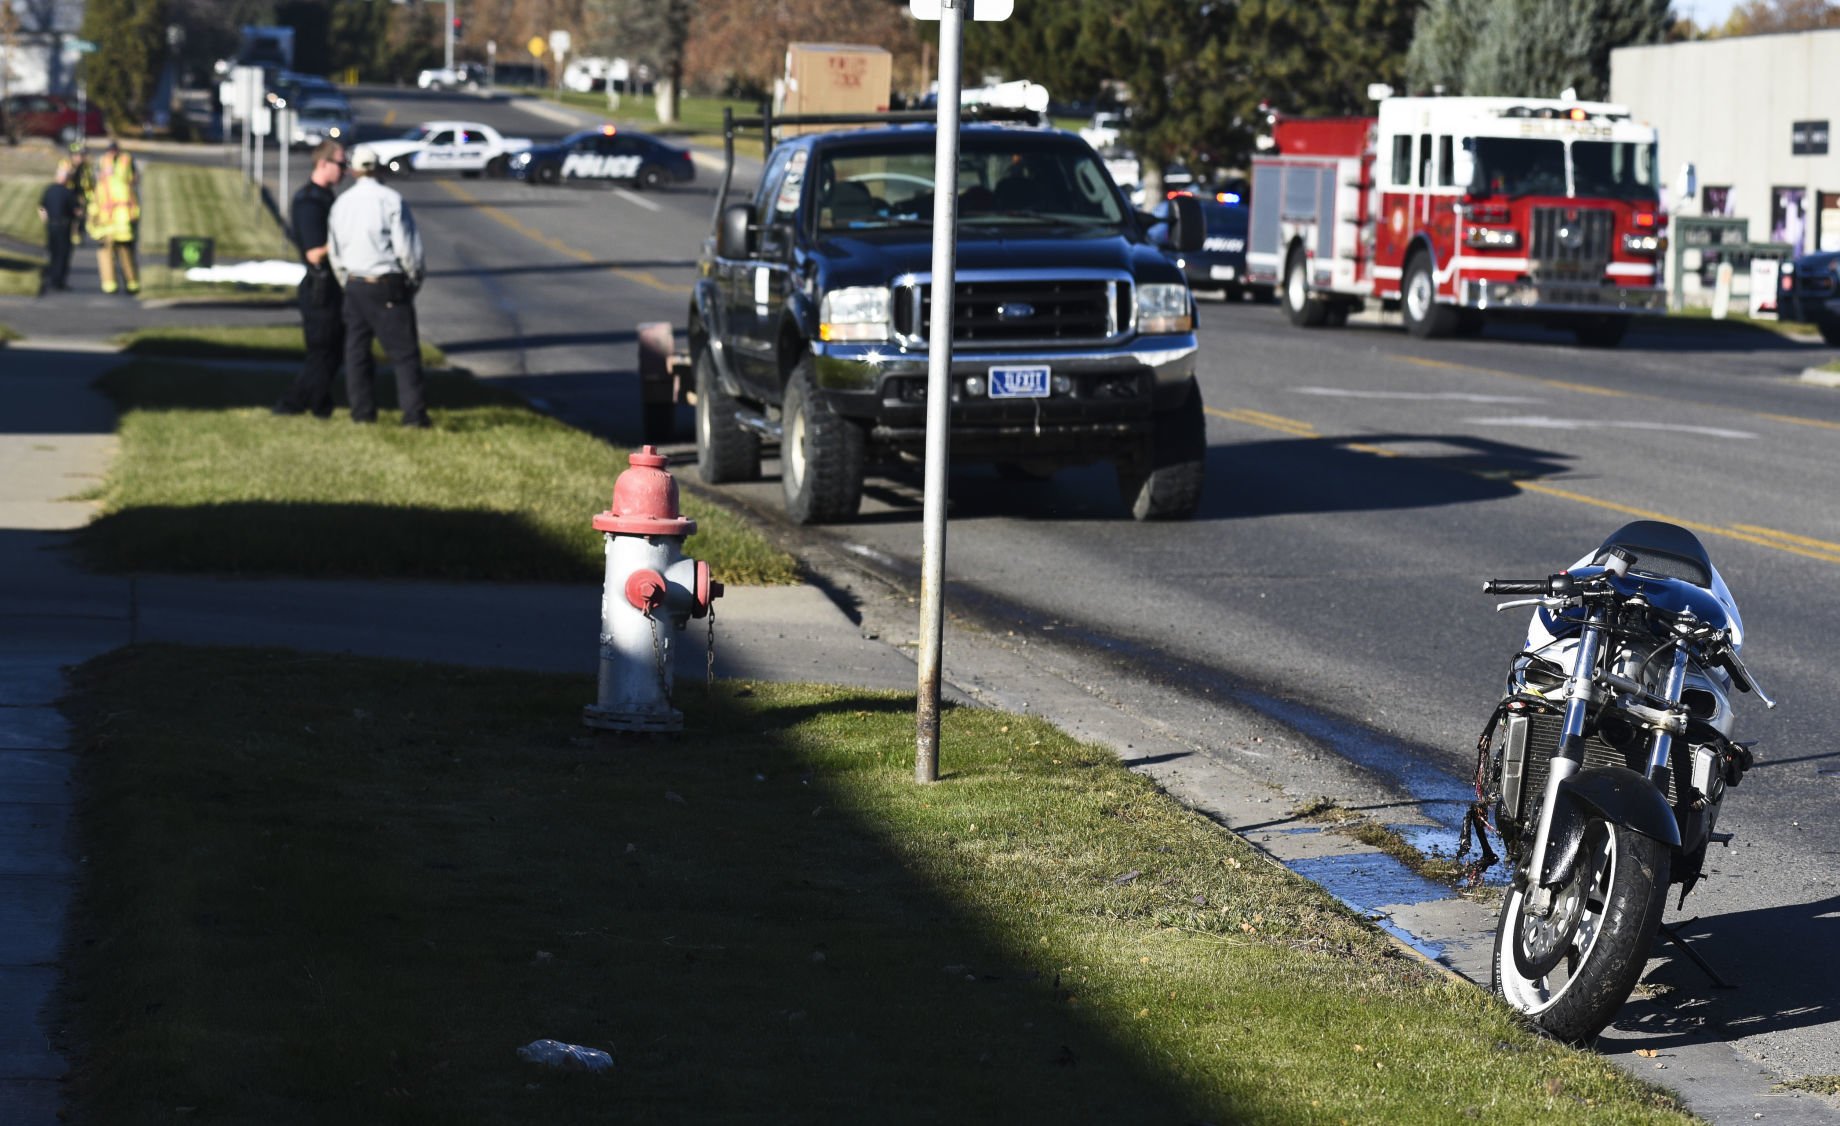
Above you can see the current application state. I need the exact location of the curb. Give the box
[1800,366,1840,387]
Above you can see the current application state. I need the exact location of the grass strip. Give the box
[76,360,796,584]
[0,321,20,342]
[136,161,298,301]
[63,647,1693,1124]
[115,323,447,368]
[0,175,47,246]
[1665,306,1821,337]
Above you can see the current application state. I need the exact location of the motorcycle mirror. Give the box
[1603,548,1636,578]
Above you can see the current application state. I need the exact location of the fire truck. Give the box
[1246,94,1668,347]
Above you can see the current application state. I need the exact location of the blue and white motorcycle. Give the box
[1474,520,1773,1043]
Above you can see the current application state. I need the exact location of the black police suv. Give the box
[1778,251,1840,344]
[1152,190,1270,303]
[508,127,695,190]
[689,110,1208,524]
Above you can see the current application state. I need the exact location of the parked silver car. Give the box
[291,95,355,148]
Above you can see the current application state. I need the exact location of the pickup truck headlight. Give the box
[819,286,892,343]
[1136,283,1192,333]
[510,152,532,167]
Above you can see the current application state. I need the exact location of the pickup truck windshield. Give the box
[816,135,1127,231]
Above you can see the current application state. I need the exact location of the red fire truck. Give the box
[1246,95,1667,347]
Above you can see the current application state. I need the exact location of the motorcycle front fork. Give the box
[1519,623,1689,917]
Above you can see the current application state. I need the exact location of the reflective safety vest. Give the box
[86,152,139,241]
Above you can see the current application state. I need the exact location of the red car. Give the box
[2,94,106,146]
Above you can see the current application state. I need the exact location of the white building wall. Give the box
[1612,29,1840,253]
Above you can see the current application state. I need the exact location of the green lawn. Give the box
[76,360,797,585]
[62,648,1694,1125]
[0,175,48,246]
[535,89,768,158]
[136,161,297,301]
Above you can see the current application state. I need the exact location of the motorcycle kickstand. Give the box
[1656,918,1736,990]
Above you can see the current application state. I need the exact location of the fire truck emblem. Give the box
[1390,207,1405,236]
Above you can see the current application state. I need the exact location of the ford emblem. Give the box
[997,302,1036,320]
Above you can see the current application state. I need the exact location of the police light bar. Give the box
[1216,191,1241,204]
[600,124,618,136]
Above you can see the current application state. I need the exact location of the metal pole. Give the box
[915,0,964,784]
[278,109,291,223]
[445,0,455,72]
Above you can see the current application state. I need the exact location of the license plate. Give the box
[1210,265,1237,280]
[988,365,1050,399]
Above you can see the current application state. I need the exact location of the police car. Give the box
[507,126,696,190]
[364,120,534,177]
[1152,189,1269,302]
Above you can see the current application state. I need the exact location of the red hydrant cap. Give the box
[592,445,698,536]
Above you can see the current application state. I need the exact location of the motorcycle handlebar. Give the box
[1482,579,1551,595]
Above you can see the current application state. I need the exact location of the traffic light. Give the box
[452,15,463,38]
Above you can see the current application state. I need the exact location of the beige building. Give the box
[1612,29,1840,255]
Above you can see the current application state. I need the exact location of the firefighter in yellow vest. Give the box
[86,140,141,294]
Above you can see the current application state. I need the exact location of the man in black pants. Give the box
[36,163,80,293]
[326,144,430,428]
[273,141,347,417]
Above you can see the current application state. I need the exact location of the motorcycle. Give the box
[1470,520,1774,1043]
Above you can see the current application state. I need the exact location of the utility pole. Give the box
[445,0,455,72]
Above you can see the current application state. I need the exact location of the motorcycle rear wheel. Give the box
[1491,818,1669,1044]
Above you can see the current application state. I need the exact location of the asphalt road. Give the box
[339,86,1840,1106]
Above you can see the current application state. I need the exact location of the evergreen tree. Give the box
[1407,0,1672,100]
[81,0,166,132]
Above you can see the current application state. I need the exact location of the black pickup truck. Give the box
[687,109,1208,524]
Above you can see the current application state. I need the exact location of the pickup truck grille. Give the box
[893,278,1128,346]
[1797,268,1835,296]
[1529,207,1613,279]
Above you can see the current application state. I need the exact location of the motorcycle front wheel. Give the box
[1491,819,1670,1044]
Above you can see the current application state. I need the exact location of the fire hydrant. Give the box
[583,446,722,733]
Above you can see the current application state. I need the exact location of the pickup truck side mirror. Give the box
[1165,193,1206,253]
[717,203,753,259]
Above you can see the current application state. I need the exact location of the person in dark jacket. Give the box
[36,163,81,293]
[274,141,348,417]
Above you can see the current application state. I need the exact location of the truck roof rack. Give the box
[714,105,1049,222]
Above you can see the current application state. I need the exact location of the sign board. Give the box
[71,38,97,54]
[549,29,572,58]
[910,0,1013,19]
[167,236,215,270]
[250,105,272,136]
[527,36,546,58]
[1748,258,1781,317]
[1791,120,1829,157]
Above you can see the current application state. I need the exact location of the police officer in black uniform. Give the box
[273,141,348,417]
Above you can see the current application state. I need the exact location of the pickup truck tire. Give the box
[1820,317,1840,346]
[781,356,865,524]
[1402,253,1458,339]
[694,346,761,484]
[1117,378,1205,521]
[1283,248,1329,327]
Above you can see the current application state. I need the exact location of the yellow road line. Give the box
[383,109,396,127]
[1751,411,1840,433]
[1209,400,1840,567]
[434,180,692,295]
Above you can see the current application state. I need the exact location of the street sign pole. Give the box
[913,0,966,784]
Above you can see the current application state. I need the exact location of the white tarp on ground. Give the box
[183,260,306,286]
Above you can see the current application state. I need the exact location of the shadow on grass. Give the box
[77,502,594,581]
[61,650,1206,1123]
[96,360,521,412]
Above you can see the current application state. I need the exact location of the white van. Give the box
[563,57,618,93]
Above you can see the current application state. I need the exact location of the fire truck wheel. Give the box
[1402,254,1458,339]
[1571,315,1631,348]
[1283,249,1329,328]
